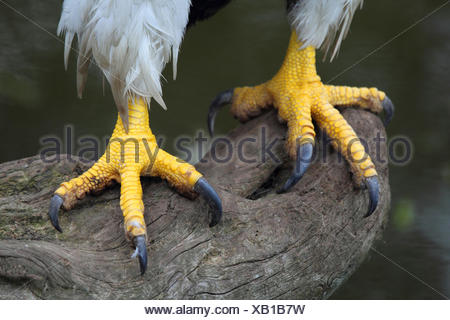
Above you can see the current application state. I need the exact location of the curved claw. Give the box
[48,195,64,233]
[365,176,379,217]
[194,177,223,227]
[132,235,148,275]
[277,143,314,194]
[207,89,234,136]
[382,96,394,126]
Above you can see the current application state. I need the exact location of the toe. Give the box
[194,178,223,227]
[132,235,148,275]
[147,147,223,227]
[312,102,378,186]
[382,95,395,126]
[278,143,314,193]
[208,89,234,136]
[326,86,394,126]
[365,176,379,217]
[230,84,273,122]
[48,195,64,233]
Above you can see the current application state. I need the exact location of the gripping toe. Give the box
[132,235,148,275]
[365,176,379,217]
[194,178,223,227]
[207,89,234,137]
[382,96,394,126]
[48,195,64,233]
[278,143,314,193]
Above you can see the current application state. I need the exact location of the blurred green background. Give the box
[0,0,448,299]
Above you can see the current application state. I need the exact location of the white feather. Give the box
[288,0,364,60]
[57,0,191,130]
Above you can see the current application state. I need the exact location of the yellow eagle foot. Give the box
[208,32,394,217]
[49,99,222,275]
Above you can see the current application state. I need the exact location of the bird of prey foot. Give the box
[51,0,223,275]
[208,1,394,218]
[49,99,222,274]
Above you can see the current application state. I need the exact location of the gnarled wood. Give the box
[0,109,390,299]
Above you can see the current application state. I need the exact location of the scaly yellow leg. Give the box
[49,98,222,275]
[208,32,394,216]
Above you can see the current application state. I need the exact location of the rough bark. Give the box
[0,109,390,299]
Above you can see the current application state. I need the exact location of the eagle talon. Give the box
[364,176,379,217]
[132,235,148,275]
[208,89,234,136]
[382,96,395,126]
[194,177,223,227]
[49,194,64,233]
[278,143,314,194]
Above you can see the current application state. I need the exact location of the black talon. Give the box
[277,143,314,193]
[133,235,148,275]
[194,177,223,227]
[207,89,234,137]
[382,96,394,126]
[365,176,379,217]
[48,195,64,233]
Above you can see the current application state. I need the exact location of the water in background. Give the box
[0,0,448,299]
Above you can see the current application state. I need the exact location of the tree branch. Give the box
[0,109,390,299]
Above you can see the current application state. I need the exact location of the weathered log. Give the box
[0,109,390,299]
